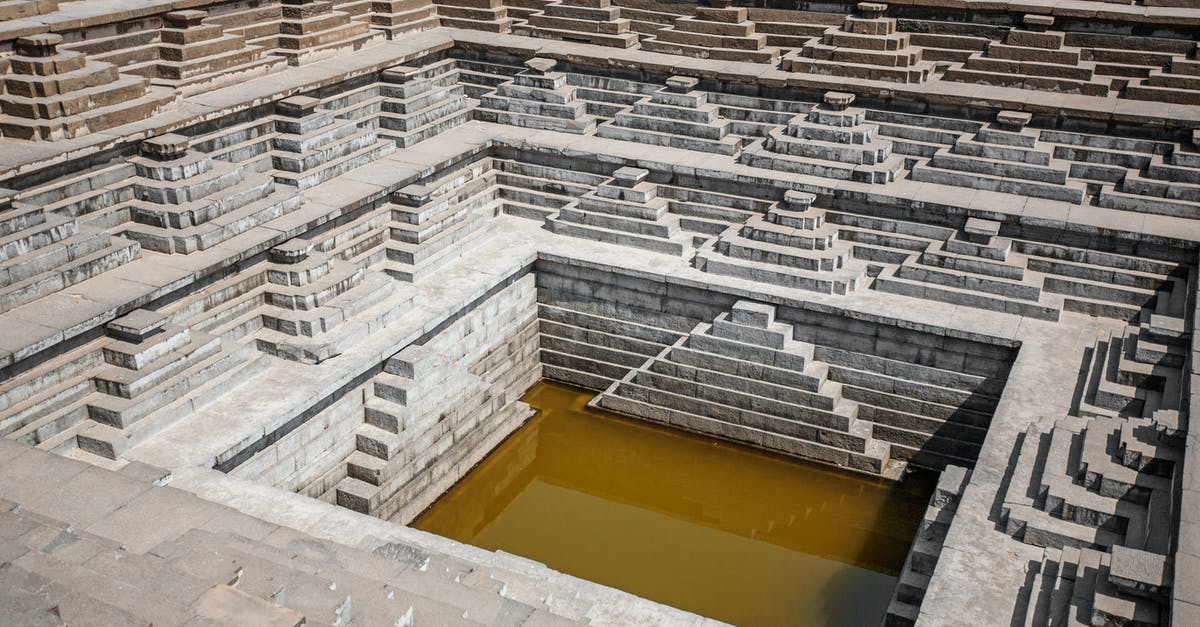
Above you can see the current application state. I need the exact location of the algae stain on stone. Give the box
[414,381,936,626]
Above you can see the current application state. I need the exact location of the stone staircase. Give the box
[377,59,471,148]
[909,110,1087,204]
[434,0,513,33]
[476,58,599,134]
[640,0,780,64]
[782,2,936,84]
[270,95,397,190]
[871,217,1062,321]
[594,300,902,478]
[998,410,1176,557]
[514,0,639,49]
[595,76,742,156]
[124,133,304,254]
[546,166,695,257]
[0,33,174,141]
[274,0,380,66]
[944,14,1110,97]
[122,10,284,95]
[0,188,140,314]
[255,239,411,364]
[367,0,440,38]
[742,91,905,183]
[1019,543,1166,627]
[384,158,499,282]
[696,190,867,295]
[44,309,267,462]
[1125,44,1200,105]
[884,465,970,626]
[1098,131,1200,218]
[332,279,541,523]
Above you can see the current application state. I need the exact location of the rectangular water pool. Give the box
[413,381,936,626]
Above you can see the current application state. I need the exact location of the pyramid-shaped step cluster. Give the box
[1124,46,1200,105]
[377,59,470,148]
[124,10,284,95]
[910,110,1086,203]
[274,0,379,66]
[477,57,599,134]
[0,34,173,141]
[256,239,410,364]
[596,76,742,155]
[783,2,935,84]
[384,159,499,282]
[547,166,694,257]
[696,190,867,295]
[885,465,970,626]
[124,133,303,254]
[743,91,904,183]
[1002,413,1177,556]
[872,217,1062,321]
[0,189,140,313]
[433,0,514,32]
[595,300,900,477]
[1098,131,1200,218]
[367,0,439,38]
[67,309,267,460]
[640,0,780,64]
[1078,316,1186,434]
[1020,544,1165,627]
[944,14,1110,97]
[516,0,639,48]
[269,95,396,189]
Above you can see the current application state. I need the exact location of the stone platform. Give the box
[1,1,1200,626]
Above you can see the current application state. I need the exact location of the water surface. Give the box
[414,381,935,626]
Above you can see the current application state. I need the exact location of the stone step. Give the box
[547,215,687,257]
[909,159,1086,204]
[595,120,741,155]
[0,234,140,313]
[92,331,222,399]
[697,248,866,295]
[126,187,302,254]
[873,267,1061,321]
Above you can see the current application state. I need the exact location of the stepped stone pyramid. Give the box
[515,0,639,48]
[944,14,1110,97]
[0,188,140,313]
[1126,43,1200,105]
[269,95,397,189]
[696,190,866,295]
[910,110,1086,203]
[73,309,266,460]
[376,59,470,148]
[547,166,694,257]
[124,133,304,254]
[0,34,174,140]
[476,57,598,134]
[595,300,900,478]
[783,2,935,84]
[743,91,904,183]
[871,217,1063,321]
[641,0,780,64]
[433,0,513,32]
[1098,130,1200,218]
[595,76,741,155]
[123,10,285,95]
[368,0,439,37]
[275,0,379,65]
[384,159,499,281]
[257,239,409,363]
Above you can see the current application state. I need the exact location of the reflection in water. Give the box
[413,382,936,626]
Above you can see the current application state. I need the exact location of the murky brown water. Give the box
[413,381,936,626]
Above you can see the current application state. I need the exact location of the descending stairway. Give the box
[547,166,695,257]
[885,465,970,626]
[696,190,867,295]
[594,300,902,478]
